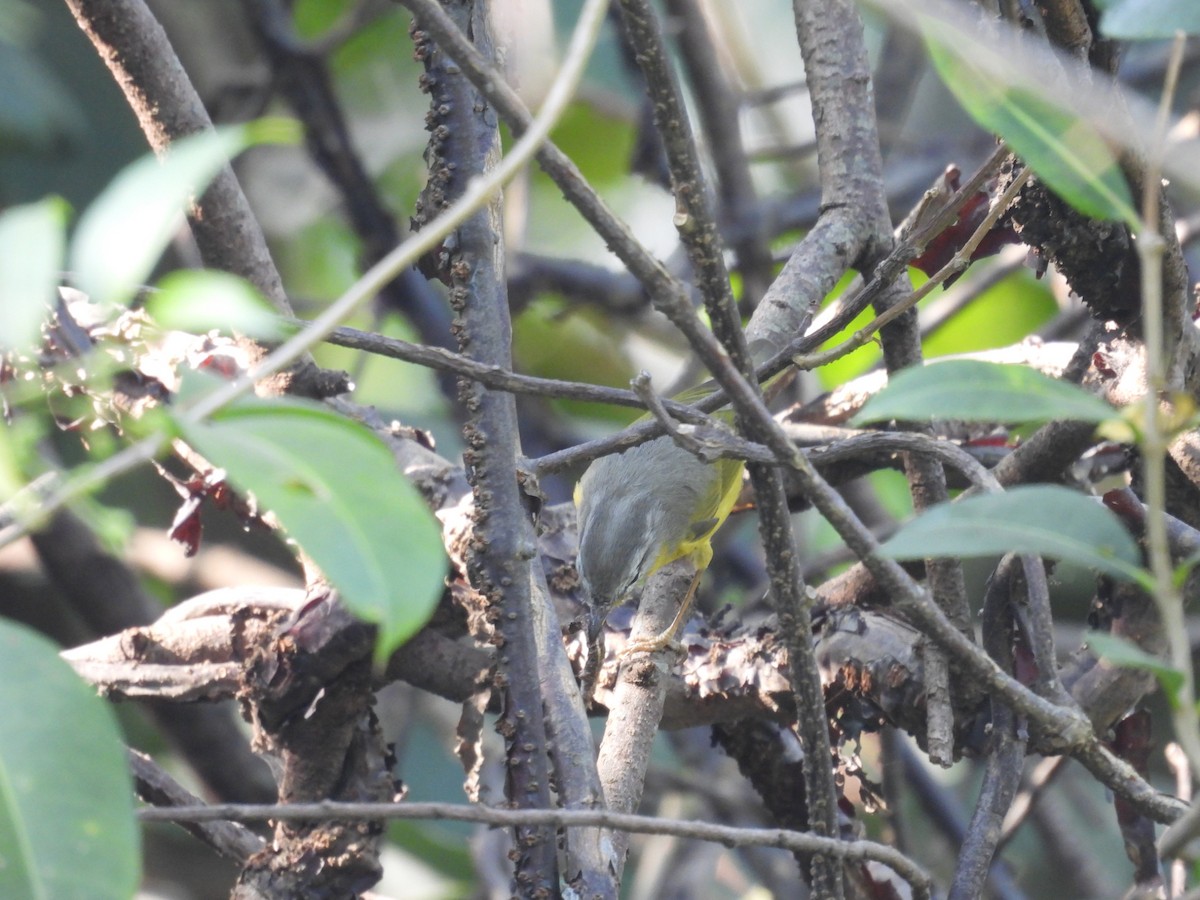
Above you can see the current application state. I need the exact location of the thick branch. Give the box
[411,3,558,889]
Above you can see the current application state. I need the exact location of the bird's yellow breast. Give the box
[648,454,744,574]
[575,429,747,608]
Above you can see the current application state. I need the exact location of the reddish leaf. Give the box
[168,494,204,557]
[910,169,1020,284]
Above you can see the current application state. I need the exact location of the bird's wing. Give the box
[689,456,745,540]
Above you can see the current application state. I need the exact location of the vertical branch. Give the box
[874,275,970,767]
[529,565,617,898]
[950,558,1028,898]
[612,0,749,370]
[614,2,842,896]
[234,611,393,897]
[595,563,693,878]
[870,279,970,644]
[948,703,1027,899]
[411,3,557,891]
[789,0,890,252]
[743,0,898,359]
[1036,0,1095,61]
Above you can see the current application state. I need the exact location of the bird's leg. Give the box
[619,569,701,659]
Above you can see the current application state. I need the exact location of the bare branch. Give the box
[135,798,932,899]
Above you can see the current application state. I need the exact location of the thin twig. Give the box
[791,167,1033,372]
[757,143,1014,374]
[530,149,1020,479]
[134,800,932,899]
[311,319,707,420]
[129,750,264,863]
[629,372,725,461]
[1137,30,1200,775]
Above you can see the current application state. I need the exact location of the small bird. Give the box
[574,431,744,668]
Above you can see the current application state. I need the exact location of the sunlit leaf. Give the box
[0,620,140,900]
[292,0,355,39]
[147,270,289,341]
[1095,0,1200,39]
[853,360,1115,425]
[71,119,299,305]
[922,270,1057,358]
[880,485,1144,582]
[176,398,447,658]
[923,24,1138,226]
[1085,631,1184,705]
[0,197,68,351]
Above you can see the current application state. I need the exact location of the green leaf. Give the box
[853,360,1115,425]
[292,0,354,39]
[1095,0,1200,39]
[922,270,1058,359]
[70,118,300,305]
[513,298,636,421]
[0,619,139,900]
[0,197,68,351]
[147,270,289,341]
[1085,631,1184,705]
[176,399,447,658]
[879,485,1144,582]
[1174,551,1200,588]
[923,25,1138,226]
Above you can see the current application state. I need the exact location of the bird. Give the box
[574,429,745,671]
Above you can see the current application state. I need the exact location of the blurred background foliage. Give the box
[3,0,1200,897]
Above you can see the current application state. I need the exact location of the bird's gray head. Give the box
[575,437,707,610]
[575,449,663,613]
